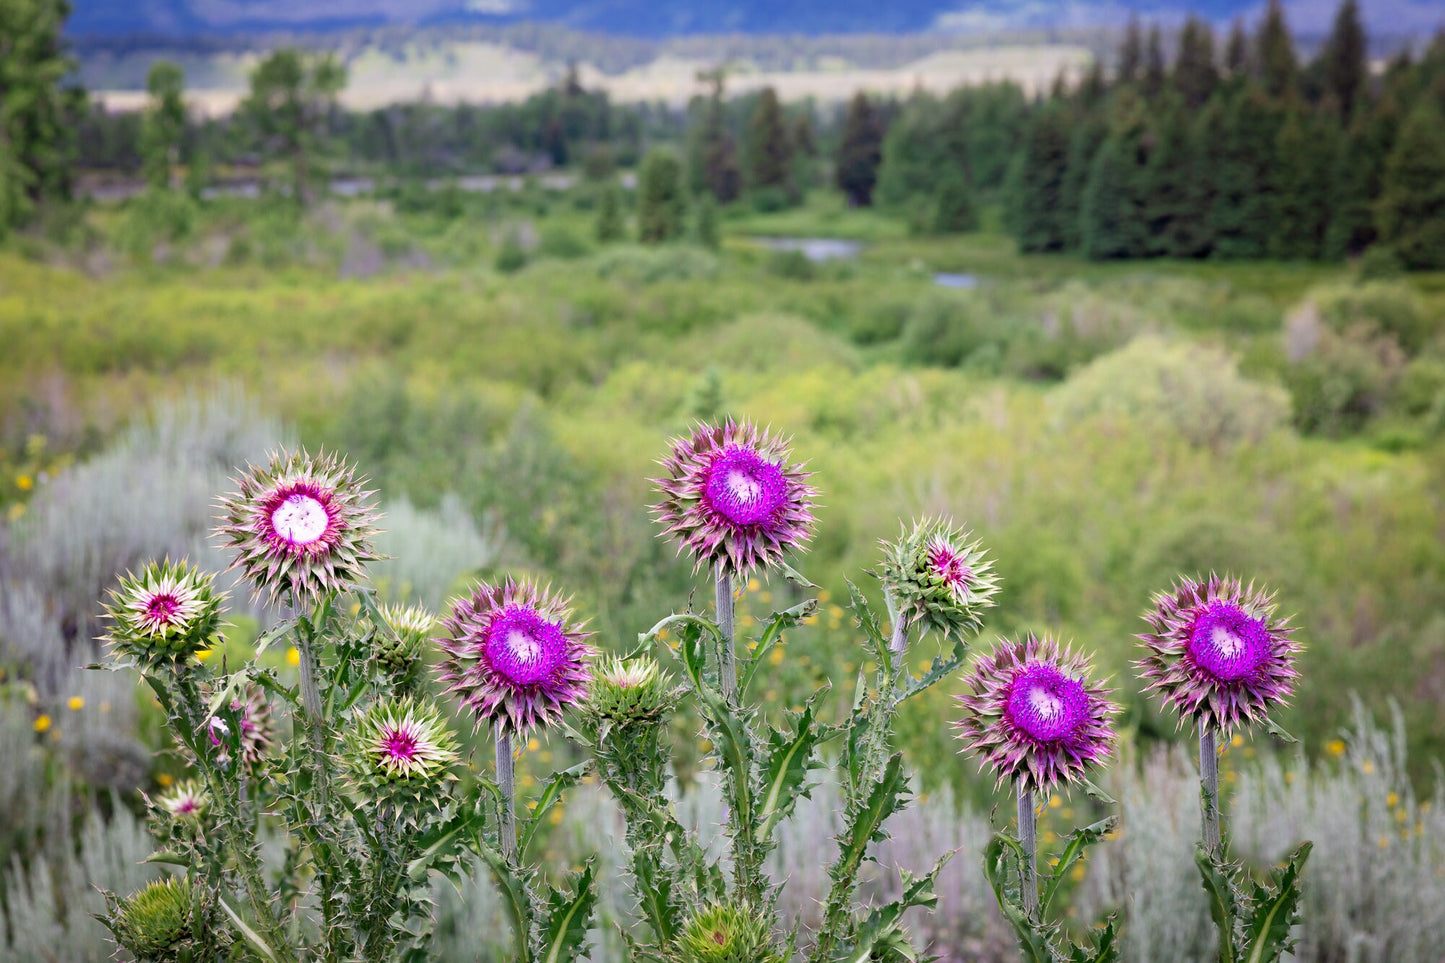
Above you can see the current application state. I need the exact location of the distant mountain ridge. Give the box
[67,0,1444,39]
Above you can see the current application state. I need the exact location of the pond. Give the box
[932,272,979,289]
[753,237,864,262]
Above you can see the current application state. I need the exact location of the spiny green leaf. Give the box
[217,896,280,963]
[520,762,589,859]
[1242,842,1312,963]
[1042,816,1116,912]
[1195,844,1240,963]
[757,692,830,843]
[541,862,597,963]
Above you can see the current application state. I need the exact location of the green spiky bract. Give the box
[878,517,999,645]
[216,448,380,605]
[675,902,784,963]
[102,876,200,960]
[583,657,674,729]
[102,559,224,667]
[375,603,434,674]
[344,697,460,811]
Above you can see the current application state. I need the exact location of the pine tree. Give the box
[1270,108,1334,259]
[835,91,883,207]
[1081,94,1150,259]
[1078,60,1108,108]
[0,0,81,232]
[931,170,976,234]
[1376,99,1445,269]
[744,87,795,202]
[241,49,347,205]
[1013,103,1071,252]
[1143,96,1211,257]
[637,149,686,244]
[1173,17,1220,109]
[1143,25,1167,98]
[1118,16,1144,85]
[1325,98,1399,258]
[1210,88,1283,258]
[687,72,741,204]
[140,60,186,191]
[1256,0,1299,99]
[595,180,624,243]
[1321,0,1367,123]
[1060,115,1107,250]
[1224,19,1250,77]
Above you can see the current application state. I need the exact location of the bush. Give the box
[494,233,528,273]
[537,224,590,260]
[1050,335,1290,448]
[1314,282,1433,355]
[766,248,816,281]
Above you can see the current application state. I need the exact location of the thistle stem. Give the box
[496,730,517,860]
[1017,788,1039,920]
[888,612,911,655]
[1199,726,1223,859]
[714,565,736,702]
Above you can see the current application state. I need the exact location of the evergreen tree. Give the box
[931,170,976,234]
[1013,103,1071,252]
[1143,95,1211,257]
[0,0,82,232]
[1143,25,1167,98]
[1224,19,1250,77]
[1060,114,1107,250]
[1376,99,1445,269]
[1270,108,1334,258]
[241,49,346,205]
[744,86,795,201]
[1210,88,1283,258]
[1080,94,1150,259]
[1256,0,1299,99]
[1173,17,1220,109]
[694,194,720,249]
[687,70,740,203]
[1118,16,1144,85]
[595,180,624,243]
[1325,98,1399,258]
[637,148,686,244]
[140,60,186,191]
[1321,0,1367,123]
[1078,60,1108,108]
[835,91,883,207]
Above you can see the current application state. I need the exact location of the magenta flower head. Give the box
[653,419,817,579]
[436,579,595,737]
[1137,575,1300,734]
[102,559,224,666]
[216,449,380,604]
[879,518,1000,644]
[955,634,1118,797]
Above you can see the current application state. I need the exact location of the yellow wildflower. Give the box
[33,714,51,733]
[16,474,33,492]
[287,647,301,667]
[67,696,84,711]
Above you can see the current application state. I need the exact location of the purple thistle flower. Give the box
[1137,575,1300,733]
[156,779,209,819]
[653,419,817,579]
[436,579,595,738]
[955,634,1118,797]
[215,449,380,604]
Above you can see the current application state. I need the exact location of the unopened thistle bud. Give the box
[344,697,459,807]
[675,901,783,963]
[584,657,673,728]
[878,518,999,645]
[102,559,224,667]
[103,876,200,960]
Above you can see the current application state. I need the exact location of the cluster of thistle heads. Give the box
[101,417,1301,812]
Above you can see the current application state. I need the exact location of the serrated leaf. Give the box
[757,693,829,843]
[406,800,490,883]
[1042,816,1116,912]
[480,842,534,962]
[740,598,817,697]
[217,896,281,963]
[541,862,597,963]
[1241,842,1312,963]
[1261,717,1298,744]
[902,635,968,701]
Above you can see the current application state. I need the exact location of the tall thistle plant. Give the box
[1138,575,1311,963]
[955,635,1123,962]
[96,449,599,962]
[570,421,1001,961]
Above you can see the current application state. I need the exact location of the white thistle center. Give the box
[1028,686,1064,720]
[506,630,542,664]
[272,494,329,546]
[726,469,761,504]
[1210,627,1244,660]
